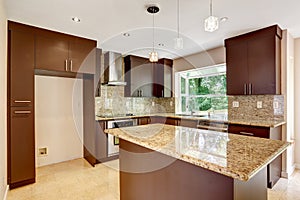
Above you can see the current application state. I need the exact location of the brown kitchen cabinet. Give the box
[124,55,173,97]
[7,23,35,188]
[225,25,282,95]
[9,107,35,188]
[228,124,282,188]
[153,58,173,97]
[8,30,34,107]
[36,32,96,74]
[137,117,150,125]
[178,118,198,128]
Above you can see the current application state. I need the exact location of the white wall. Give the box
[0,0,7,198]
[173,46,225,72]
[35,76,83,167]
[281,30,295,177]
[294,38,300,169]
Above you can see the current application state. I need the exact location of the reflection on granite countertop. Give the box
[96,113,285,128]
[105,124,290,181]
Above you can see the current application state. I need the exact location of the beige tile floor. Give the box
[7,158,300,200]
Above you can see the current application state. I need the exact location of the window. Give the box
[175,64,227,115]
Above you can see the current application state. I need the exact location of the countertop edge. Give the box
[96,113,286,128]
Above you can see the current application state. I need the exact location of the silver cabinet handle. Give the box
[249,83,252,95]
[65,60,68,71]
[239,131,254,136]
[244,84,247,95]
[70,60,73,71]
[14,100,31,103]
[14,111,31,114]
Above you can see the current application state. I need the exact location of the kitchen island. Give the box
[105,124,289,200]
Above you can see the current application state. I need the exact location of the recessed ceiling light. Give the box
[220,17,228,23]
[72,17,81,23]
[123,33,130,37]
[158,43,165,47]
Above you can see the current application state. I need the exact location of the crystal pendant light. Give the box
[204,0,219,32]
[174,0,183,49]
[148,5,159,62]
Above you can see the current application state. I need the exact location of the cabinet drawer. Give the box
[178,119,198,128]
[228,124,270,138]
[138,117,150,125]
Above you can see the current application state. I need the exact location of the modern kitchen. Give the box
[1,0,300,200]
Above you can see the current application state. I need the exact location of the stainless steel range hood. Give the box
[102,51,127,86]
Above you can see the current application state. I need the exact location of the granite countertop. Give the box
[96,113,285,128]
[105,124,289,181]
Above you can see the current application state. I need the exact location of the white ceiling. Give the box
[4,0,300,59]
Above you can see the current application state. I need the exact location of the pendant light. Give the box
[147,5,159,62]
[204,0,219,32]
[174,0,183,49]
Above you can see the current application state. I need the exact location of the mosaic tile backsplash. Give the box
[95,86,175,116]
[228,95,284,121]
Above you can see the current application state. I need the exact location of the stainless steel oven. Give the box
[107,119,137,157]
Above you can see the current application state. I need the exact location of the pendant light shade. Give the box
[174,37,183,50]
[149,51,158,62]
[204,0,219,32]
[147,5,159,62]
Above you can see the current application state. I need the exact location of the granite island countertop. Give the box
[96,113,285,128]
[105,124,289,181]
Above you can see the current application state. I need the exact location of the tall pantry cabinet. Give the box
[7,21,97,189]
[7,24,35,188]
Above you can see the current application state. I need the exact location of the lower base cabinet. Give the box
[228,124,282,188]
[9,107,35,188]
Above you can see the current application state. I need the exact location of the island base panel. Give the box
[120,139,268,200]
[120,139,233,200]
[234,166,267,200]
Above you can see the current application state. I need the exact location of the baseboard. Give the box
[3,185,9,200]
[281,164,296,178]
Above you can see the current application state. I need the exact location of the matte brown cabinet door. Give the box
[9,107,35,187]
[9,30,34,107]
[36,34,69,72]
[248,35,278,94]
[226,42,248,95]
[225,25,282,95]
[69,38,96,74]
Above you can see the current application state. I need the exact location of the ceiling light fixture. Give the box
[123,33,130,37]
[72,17,81,23]
[174,0,183,49]
[147,5,159,62]
[204,0,218,32]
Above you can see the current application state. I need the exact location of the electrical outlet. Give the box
[152,102,155,106]
[257,101,263,109]
[38,147,48,156]
[232,101,239,108]
[273,101,279,109]
[170,101,173,106]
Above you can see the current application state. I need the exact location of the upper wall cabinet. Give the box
[36,32,96,74]
[124,55,173,97]
[8,21,97,75]
[225,25,282,95]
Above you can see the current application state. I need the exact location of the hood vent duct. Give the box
[102,51,127,86]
